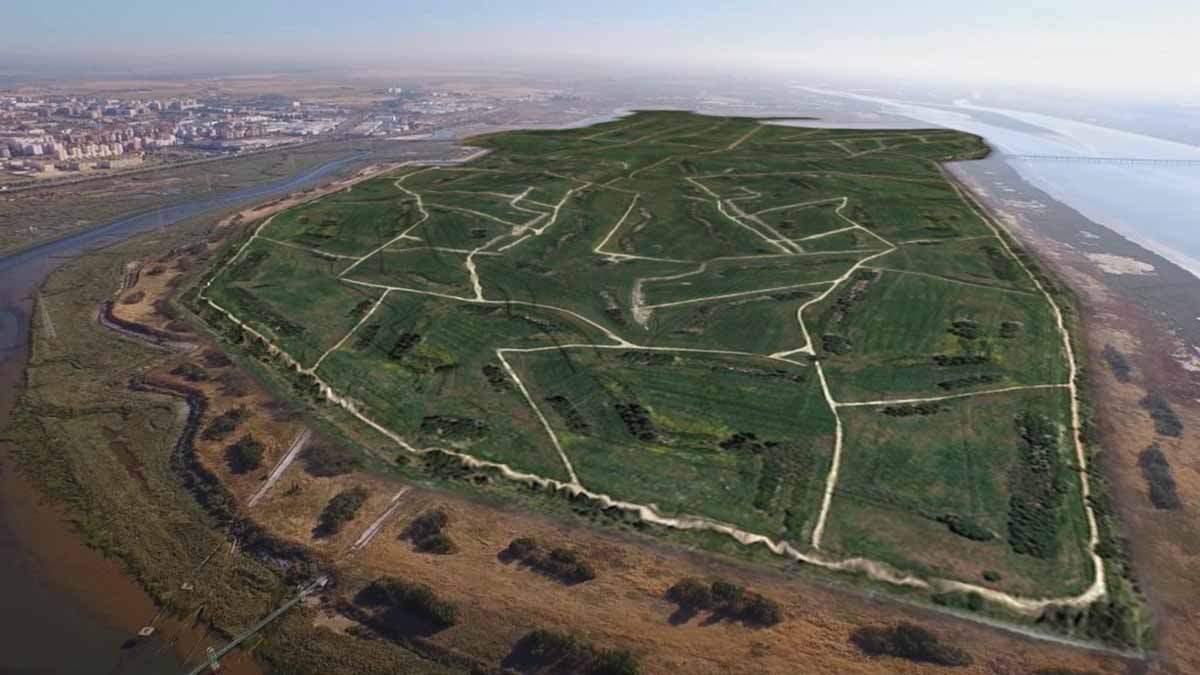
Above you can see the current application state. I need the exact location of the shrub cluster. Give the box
[544,395,591,434]
[504,537,596,584]
[665,577,783,627]
[315,486,368,537]
[1140,392,1183,437]
[719,433,812,512]
[171,362,208,382]
[932,590,987,612]
[225,435,265,474]
[618,350,674,367]
[200,349,232,368]
[387,332,422,360]
[481,363,510,389]
[1038,599,1139,648]
[998,320,1023,338]
[358,576,459,629]
[301,442,360,477]
[821,333,853,355]
[615,402,655,442]
[937,514,994,542]
[419,415,487,440]
[1138,444,1181,510]
[931,353,991,367]
[823,272,872,325]
[509,629,639,675]
[201,406,247,441]
[1007,412,1066,558]
[937,373,1000,391]
[1101,345,1132,383]
[353,323,380,349]
[947,319,980,340]
[981,244,1020,281]
[850,622,972,667]
[348,299,374,319]
[881,402,946,417]
[404,508,458,554]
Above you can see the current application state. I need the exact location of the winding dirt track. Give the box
[199,125,1107,622]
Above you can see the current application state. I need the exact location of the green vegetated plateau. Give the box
[205,111,1096,600]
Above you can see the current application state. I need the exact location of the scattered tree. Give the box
[357,576,458,629]
[403,508,458,554]
[851,622,972,667]
[225,435,265,474]
[315,486,368,537]
[1138,444,1181,510]
[503,537,596,584]
[1140,392,1183,437]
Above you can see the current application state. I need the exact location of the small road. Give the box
[247,428,311,508]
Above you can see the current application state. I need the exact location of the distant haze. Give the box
[4,0,1197,100]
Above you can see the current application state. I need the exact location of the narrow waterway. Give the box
[0,152,366,674]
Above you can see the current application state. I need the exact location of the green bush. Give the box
[225,435,265,474]
[201,406,246,441]
[1101,345,1132,382]
[403,508,458,554]
[358,576,459,628]
[938,514,994,542]
[315,486,368,537]
[665,577,782,627]
[509,629,639,675]
[947,319,981,340]
[932,591,985,612]
[1038,599,1139,648]
[1138,444,1181,510]
[170,362,208,382]
[1007,412,1066,558]
[1140,392,1183,437]
[851,622,972,667]
[665,577,713,611]
[503,537,596,583]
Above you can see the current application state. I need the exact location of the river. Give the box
[0,152,367,674]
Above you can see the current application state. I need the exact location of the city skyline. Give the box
[4,1,1197,100]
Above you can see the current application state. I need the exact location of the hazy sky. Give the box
[7,1,1197,98]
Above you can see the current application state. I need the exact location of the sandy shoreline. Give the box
[951,157,1200,360]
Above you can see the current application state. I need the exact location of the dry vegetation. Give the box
[86,242,1128,673]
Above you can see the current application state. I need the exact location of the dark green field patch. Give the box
[314,293,613,481]
[883,238,1036,291]
[509,349,834,538]
[641,254,854,307]
[810,271,1066,400]
[208,240,382,365]
[826,387,1092,596]
[345,247,475,296]
[643,290,816,355]
[262,185,421,257]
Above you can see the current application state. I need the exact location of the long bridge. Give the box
[1005,154,1200,167]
